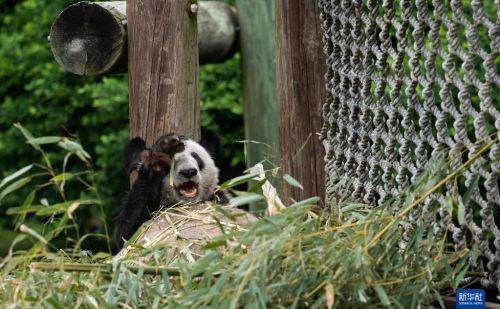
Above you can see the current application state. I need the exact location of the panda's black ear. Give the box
[123,137,147,173]
[199,129,222,167]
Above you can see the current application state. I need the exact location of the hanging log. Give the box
[49,1,238,76]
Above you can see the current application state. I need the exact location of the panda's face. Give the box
[161,139,219,205]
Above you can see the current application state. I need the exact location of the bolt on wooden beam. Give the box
[49,1,239,76]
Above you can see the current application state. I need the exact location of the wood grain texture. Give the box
[50,1,238,76]
[275,0,326,205]
[236,0,279,213]
[49,2,127,75]
[127,0,200,145]
[236,0,279,170]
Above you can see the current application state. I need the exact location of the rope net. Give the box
[319,0,499,288]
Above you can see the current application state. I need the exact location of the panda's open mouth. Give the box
[178,181,199,198]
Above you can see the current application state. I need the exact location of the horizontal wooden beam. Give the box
[49,1,238,75]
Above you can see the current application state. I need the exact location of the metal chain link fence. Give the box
[318,0,499,288]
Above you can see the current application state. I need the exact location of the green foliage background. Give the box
[0,0,244,254]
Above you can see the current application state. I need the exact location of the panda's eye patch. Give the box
[191,152,205,171]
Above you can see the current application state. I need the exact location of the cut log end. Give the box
[49,1,239,76]
[198,2,239,64]
[49,2,127,75]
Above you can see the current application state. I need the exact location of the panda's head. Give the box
[161,130,222,205]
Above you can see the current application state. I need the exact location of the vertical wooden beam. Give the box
[127,0,199,146]
[236,0,279,170]
[236,0,279,213]
[275,1,326,204]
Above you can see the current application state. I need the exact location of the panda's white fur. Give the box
[159,139,219,207]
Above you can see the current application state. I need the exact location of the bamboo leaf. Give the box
[67,201,80,219]
[220,171,263,189]
[283,174,303,190]
[230,193,264,207]
[85,295,99,309]
[461,174,480,205]
[21,190,35,209]
[289,196,320,208]
[19,224,48,244]
[212,204,237,221]
[457,200,466,226]
[7,204,44,215]
[373,285,390,306]
[247,178,267,193]
[51,173,75,183]
[35,202,72,216]
[35,200,97,216]
[325,283,334,309]
[169,159,175,187]
[30,136,61,145]
[8,234,27,255]
[203,239,227,250]
[0,165,33,189]
[57,139,91,161]
[0,177,32,202]
[14,123,34,140]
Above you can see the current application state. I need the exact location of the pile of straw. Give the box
[117,202,256,262]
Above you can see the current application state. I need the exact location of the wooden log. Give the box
[49,1,239,76]
[127,0,199,145]
[275,0,326,205]
[117,203,257,261]
[198,1,239,64]
[49,2,126,75]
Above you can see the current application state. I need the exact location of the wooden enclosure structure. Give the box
[127,0,199,143]
[49,0,327,204]
[275,1,326,204]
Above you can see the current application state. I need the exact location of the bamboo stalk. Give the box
[29,262,181,276]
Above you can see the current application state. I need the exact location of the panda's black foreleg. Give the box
[115,135,185,250]
[114,161,166,249]
[123,137,147,173]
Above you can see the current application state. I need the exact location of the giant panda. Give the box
[114,130,229,249]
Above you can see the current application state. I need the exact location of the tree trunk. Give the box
[49,1,238,76]
[127,0,199,145]
[275,0,326,205]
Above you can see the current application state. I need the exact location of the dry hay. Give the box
[117,202,257,262]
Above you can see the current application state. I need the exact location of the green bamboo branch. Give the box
[29,262,181,276]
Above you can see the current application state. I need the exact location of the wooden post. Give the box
[236,0,279,171]
[127,0,199,145]
[236,0,279,213]
[275,1,326,205]
[49,1,238,76]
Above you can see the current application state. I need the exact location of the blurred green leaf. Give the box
[220,171,263,189]
[230,193,264,207]
[0,176,32,202]
[30,136,61,145]
[290,197,320,208]
[373,285,390,306]
[283,174,303,190]
[19,223,47,244]
[0,164,32,189]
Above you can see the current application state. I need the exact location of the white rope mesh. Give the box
[319,0,499,288]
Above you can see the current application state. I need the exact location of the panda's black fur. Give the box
[114,130,230,250]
